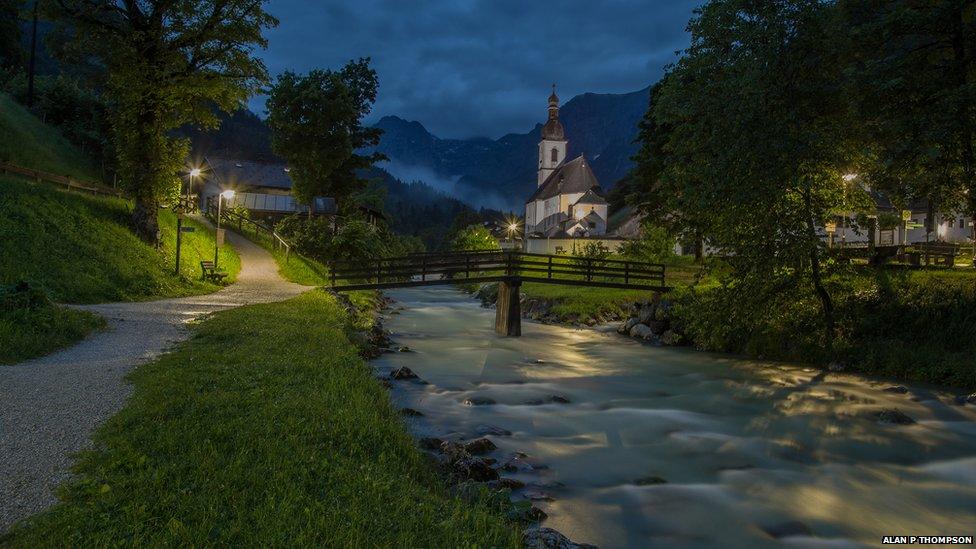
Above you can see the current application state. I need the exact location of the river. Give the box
[370,287,976,548]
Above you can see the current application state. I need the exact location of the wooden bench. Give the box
[200,260,228,283]
[911,242,960,267]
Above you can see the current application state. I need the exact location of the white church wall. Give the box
[525,237,626,255]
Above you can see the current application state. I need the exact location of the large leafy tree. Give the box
[52,0,277,242]
[0,0,25,70]
[266,59,385,212]
[629,79,708,261]
[646,0,856,346]
[843,0,976,222]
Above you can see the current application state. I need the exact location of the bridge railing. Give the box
[329,250,666,289]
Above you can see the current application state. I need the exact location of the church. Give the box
[524,87,609,238]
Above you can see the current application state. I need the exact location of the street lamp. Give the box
[841,173,858,247]
[214,189,235,269]
[175,167,203,276]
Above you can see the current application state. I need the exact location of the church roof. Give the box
[526,155,602,204]
[573,189,607,206]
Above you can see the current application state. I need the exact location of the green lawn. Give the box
[0,176,239,303]
[0,301,105,365]
[0,290,518,547]
[0,93,100,181]
[517,255,714,320]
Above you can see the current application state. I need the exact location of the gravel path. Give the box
[0,229,309,532]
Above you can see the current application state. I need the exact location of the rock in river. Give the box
[762,520,813,539]
[475,424,512,436]
[464,438,497,455]
[453,456,499,482]
[390,366,419,380]
[464,396,497,406]
[523,527,599,549]
[633,476,667,486]
[876,408,916,425]
[399,408,424,417]
[883,385,909,394]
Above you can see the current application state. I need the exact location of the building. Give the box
[524,87,614,253]
[199,157,336,224]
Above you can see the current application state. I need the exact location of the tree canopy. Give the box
[266,59,385,210]
[52,0,277,242]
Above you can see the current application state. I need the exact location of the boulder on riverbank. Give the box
[617,296,688,347]
[523,527,598,549]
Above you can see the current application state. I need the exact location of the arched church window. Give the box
[551,148,558,163]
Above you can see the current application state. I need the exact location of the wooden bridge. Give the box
[329,250,668,336]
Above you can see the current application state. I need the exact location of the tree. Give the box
[0,0,25,70]
[843,0,976,223]
[630,79,707,261]
[266,59,385,213]
[52,0,277,242]
[649,0,856,347]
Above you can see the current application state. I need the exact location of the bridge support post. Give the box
[494,278,522,337]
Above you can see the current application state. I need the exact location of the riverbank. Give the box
[471,266,976,392]
[0,289,522,546]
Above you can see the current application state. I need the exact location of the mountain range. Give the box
[185,86,652,212]
[372,86,651,210]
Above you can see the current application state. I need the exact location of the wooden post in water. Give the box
[494,278,522,336]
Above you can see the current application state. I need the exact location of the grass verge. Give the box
[0,303,104,365]
[0,176,239,303]
[0,290,517,546]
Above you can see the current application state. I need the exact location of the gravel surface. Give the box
[0,229,309,532]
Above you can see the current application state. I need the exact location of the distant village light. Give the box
[842,173,858,182]
[189,168,202,177]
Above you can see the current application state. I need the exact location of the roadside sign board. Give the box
[902,210,912,221]
[216,228,225,248]
[825,221,837,233]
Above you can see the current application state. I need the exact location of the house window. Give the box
[588,222,596,229]
[551,148,558,163]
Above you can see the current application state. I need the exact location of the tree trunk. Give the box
[694,233,704,263]
[803,184,835,350]
[132,195,160,245]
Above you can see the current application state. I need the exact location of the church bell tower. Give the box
[538,84,568,186]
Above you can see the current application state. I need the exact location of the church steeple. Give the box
[538,84,568,186]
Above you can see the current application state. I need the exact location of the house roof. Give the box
[526,155,602,204]
[573,189,607,206]
[206,157,293,190]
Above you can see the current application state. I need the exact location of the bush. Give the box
[620,220,675,263]
[451,225,499,252]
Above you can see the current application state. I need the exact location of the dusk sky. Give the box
[252,0,701,140]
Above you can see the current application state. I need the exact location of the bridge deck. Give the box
[327,250,669,292]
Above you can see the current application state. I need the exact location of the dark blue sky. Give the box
[253,1,701,139]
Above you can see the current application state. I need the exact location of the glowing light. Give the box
[189,168,202,177]
[220,189,236,199]
[842,173,858,182]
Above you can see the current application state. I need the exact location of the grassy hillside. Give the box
[0,93,100,181]
[0,176,239,303]
[1,291,518,546]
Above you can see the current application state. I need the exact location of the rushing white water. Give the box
[371,287,976,548]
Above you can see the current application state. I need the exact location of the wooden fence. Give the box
[0,161,124,198]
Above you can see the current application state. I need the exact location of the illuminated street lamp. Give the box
[175,166,203,276]
[214,189,236,269]
[840,173,858,247]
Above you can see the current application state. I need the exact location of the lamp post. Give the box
[214,189,235,269]
[174,168,202,275]
[841,173,857,248]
